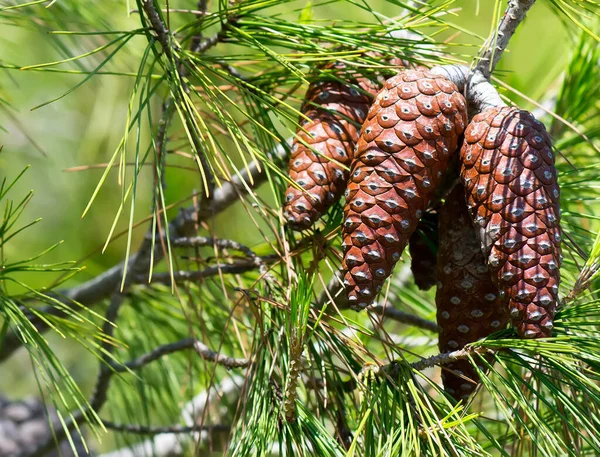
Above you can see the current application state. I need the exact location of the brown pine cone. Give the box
[460,106,562,338]
[436,185,508,401]
[283,62,380,230]
[341,68,468,309]
[408,211,439,290]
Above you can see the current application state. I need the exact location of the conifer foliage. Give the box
[2,1,600,456]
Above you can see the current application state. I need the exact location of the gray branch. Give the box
[315,266,438,333]
[409,346,494,371]
[476,0,537,78]
[143,255,278,285]
[101,421,230,435]
[98,376,243,457]
[431,64,506,115]
[110,338,249,372]
[370,304,438,333]
[1,141,289,362]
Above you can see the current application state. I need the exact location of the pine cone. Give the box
[283,62,380,230]
[341,69,468,309]
[436,185,508,401]
[460,107,562,338]
[408,211,439,290]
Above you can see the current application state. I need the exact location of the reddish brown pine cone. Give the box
[436,185,508,401]
[460,106,562,338]
[283,62,380,230]
[341,68,468,309]
[408,211,439,290]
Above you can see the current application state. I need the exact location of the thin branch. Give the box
[1,141,290,362]
[315,268,436,333]
[23,335,247,457]
[409,346,494,371]
[101,421,230,435]
[476,0,537,78]
[193,340,250,369]
[370,304,438,333]
[431,1,537,115]
[98,376,243,457]
[141,0,215,196]
[142,255,278,284]
[172,236,261,263]
[111,338,197,372]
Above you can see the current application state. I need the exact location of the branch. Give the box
[431,1,536,114]
[110,338,249,372]
[409,346,493,371]
[21,336,247,457]
[476,0,537,78]
[370,304,438,333]
[431,64,506,114]
[193,340,250,369]
[101,421,230,435]
[98,376,243,457]
[142,255,278,284]
[172,236,263,265]
[315,266,437,333]
[1,141,289,362]
[140,0,215,195]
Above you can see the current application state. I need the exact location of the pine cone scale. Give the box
[342,69,467,308]
[460,107,562,338]
[284,66,377,230]
[436,185,508,401]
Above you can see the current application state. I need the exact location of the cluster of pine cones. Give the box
[283,60,561,401]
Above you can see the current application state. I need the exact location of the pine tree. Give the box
[2,1,600,456]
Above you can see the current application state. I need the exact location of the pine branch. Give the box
[143,255,278,284]
[432,64,506,114]
[171,236,263,264]
[430,1,537,115]
[316,269,437,332]
[20,334,247,457]
[375,345,494,380]
[101,421,230,435]
[110,338,249,372]
[0,142,289,362]
[98,377,243,457]
[476,0,537,78]
[370,304,438,333]
[409,345,494,371]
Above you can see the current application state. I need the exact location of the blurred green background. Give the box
[0,0,569,419]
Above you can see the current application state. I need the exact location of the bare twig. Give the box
[110,338,198,372]
[98,376,243,457]
[109,338,249,372]
[1,141,289,362]
[143,255,278,284]
[476,0,537,78]
[370,304,438,333]
[141,0,216,196]
[193,340,251,369]
[172,236,261,263]
[409,346,494,371]
[431,1,537,115]
[22,334,247,457]
[315,268,437,333]
[101,421,230,435]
